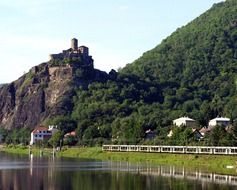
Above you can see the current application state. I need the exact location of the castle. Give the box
[49,38,92,61]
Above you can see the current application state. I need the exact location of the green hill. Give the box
[1,0,237,145]
[70,0,237,144]
[122,0,237,125]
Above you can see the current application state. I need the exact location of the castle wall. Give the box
[79,46,89,56]
[49,39,92,67]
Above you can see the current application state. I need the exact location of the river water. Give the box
[0,152,236,190]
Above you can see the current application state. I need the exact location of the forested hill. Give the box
[121,0,237,125]
[70,0,237,144]
[1,0,237,145]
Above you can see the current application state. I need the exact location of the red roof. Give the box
[32,126,49,134]
[64,131,76,137]
[199,127,211,134]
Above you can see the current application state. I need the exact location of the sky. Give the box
[0,0,224,83]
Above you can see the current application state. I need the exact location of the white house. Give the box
[208,117,230,127]
[48,125,59,135]
[30,126,52,145]
[168,117,197,138]
[173,117,196,127]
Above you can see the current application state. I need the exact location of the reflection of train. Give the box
[139,166,237,186]
[103,145,237,155]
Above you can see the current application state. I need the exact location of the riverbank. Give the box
[58,147,237,175]
[1,145,237,175]
[0,145,51,156]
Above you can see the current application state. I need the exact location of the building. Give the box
[64,131,76,138]
[199,127,211,136]
[71,38,78,50]
[167,128,203,140]
[49,38,91,61]
[192,128,204,140]
[208,117,230,127]
[48,125,59,135]
[30,126,52,145]
[63,131,77,146]
[173,117,197,127]
[145,129,156,140]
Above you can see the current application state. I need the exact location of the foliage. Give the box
[168,126,195,145]
[64,135,78,146]
[121,0,237,127]
[4,128,31,145]
[49,131,64,148]
[64,0,237,145]
[203,125,236,146]
[46,116,77,134]
[4,0,237,146]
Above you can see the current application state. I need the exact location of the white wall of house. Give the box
[30,129,52,145]
[173,117,196,127]
[30,133,43,145]
[208,117,230,127]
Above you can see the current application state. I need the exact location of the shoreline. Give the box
[1,146,237,175]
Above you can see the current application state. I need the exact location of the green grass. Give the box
[58,147,237,175]
[1,145,52,156]
[1,146,237,175]
[1,146,29,154]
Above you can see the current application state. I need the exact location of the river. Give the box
[0,152,236,190]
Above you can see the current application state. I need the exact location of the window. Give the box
[35,135,37,137]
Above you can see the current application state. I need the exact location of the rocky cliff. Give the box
[0,59,114,129]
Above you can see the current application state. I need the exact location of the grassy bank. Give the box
[0,145,51,156]
[1,146,237,175]
[0,145,29,154]
[58,147,237,175]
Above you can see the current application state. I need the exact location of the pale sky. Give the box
[0,0,224,83]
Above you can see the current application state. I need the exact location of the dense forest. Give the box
[123,0,237,124]
[2,0,237,146]
[49,0,237,145]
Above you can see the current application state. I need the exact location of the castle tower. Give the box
[71,38,78,50]
[78,46,89,56]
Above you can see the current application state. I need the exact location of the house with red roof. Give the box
[30,126,52,145]
[64,131,76,138]
[63,131,77,146]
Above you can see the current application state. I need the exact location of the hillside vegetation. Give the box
[1,0,237,146]
[67,0,237,145]
[123,0,237,123]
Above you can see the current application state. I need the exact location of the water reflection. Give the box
[0,153,235,190]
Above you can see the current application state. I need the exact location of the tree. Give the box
[64,136,77,146]
[169,126,195,145]
[47,116,77,134]
[49,131,63,148]
[0,127,8,143]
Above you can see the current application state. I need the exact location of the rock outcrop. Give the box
[0,59,115,129]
